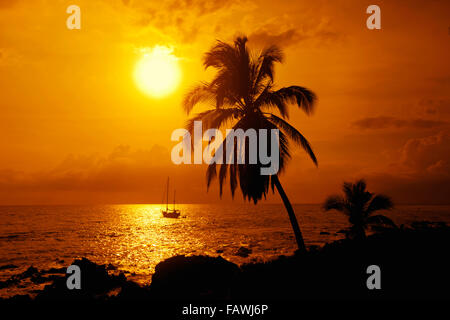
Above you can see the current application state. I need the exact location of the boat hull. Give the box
[162,210,181,218]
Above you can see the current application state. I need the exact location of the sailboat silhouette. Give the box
[161,177,181,218]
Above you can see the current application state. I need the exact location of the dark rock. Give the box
[106,263,117,271]
[31,274,51,284]
[0,294,32,303]
[41,267,66,274]
[411,220,447,230]
[1,266,41,288]
[234,246,252,258]
[35,258,130,301]
[320,231,330,235]
[216,249,224,253]
[150,255,240,299]
[0,278,19,289]
[114,282,152,300]
[21,266,39,278]
[0,264,18,271]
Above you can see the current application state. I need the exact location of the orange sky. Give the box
[0,0,449,205]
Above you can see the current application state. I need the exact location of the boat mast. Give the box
[173,190,176,210]
[166,177,169,211]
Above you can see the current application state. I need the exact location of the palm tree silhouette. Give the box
[323,179,395,240]
[183,36,317,251]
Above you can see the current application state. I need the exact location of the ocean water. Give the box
[0,204,449,297]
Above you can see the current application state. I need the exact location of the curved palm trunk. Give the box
[272,175,306,252]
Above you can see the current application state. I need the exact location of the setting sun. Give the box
[134,45,181,98]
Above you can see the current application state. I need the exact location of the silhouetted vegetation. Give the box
[323,179,395,240]
[183,36,318,251]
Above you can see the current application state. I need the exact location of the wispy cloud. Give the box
[352,116,448,130]
[248,18,340,48]
[118,0,248,43]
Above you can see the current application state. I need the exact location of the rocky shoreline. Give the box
[1,221,449,302]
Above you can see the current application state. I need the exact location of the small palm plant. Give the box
[323,179,395,240]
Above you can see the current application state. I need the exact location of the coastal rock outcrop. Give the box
[150,255,240,299]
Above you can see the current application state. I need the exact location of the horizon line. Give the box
[0,202,449,207]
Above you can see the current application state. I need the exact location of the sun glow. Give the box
[134,45,181,98]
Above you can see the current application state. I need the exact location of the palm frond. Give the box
[206,162,217,189]
[260,116,290,174]
[343,179,367,202]
[254,85,288,118]
[269,86,317,115]
[276,127,290,174]
[208,117,246,196]
[203,40,237,70]
[182,83,215,114]
[268,114,317,166]
[229,162,238,197]
[366,194,394,215]
[218,161,228,196]
[323,195,346,212]
[254,44,284,85]
[185,109,218,135]
[210,108,241,129]
[185,108,241,136]
[210,70,243,108]
[366,215,397,228]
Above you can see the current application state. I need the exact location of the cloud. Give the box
[352,116,448,130]
[0,0,18,9]
[38,145,173,192]
[397,131,450,175]
[249,29,307,47]
[0,145,168,197]
[117,0,340,47]
[0,145,216,204]
[428,75,450,86]
[248,20,340,48]
[360,131,450,204]
[418,98,450,115]
[119,0,244,43]
[124,0,235,16]
[365,172,450,205]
